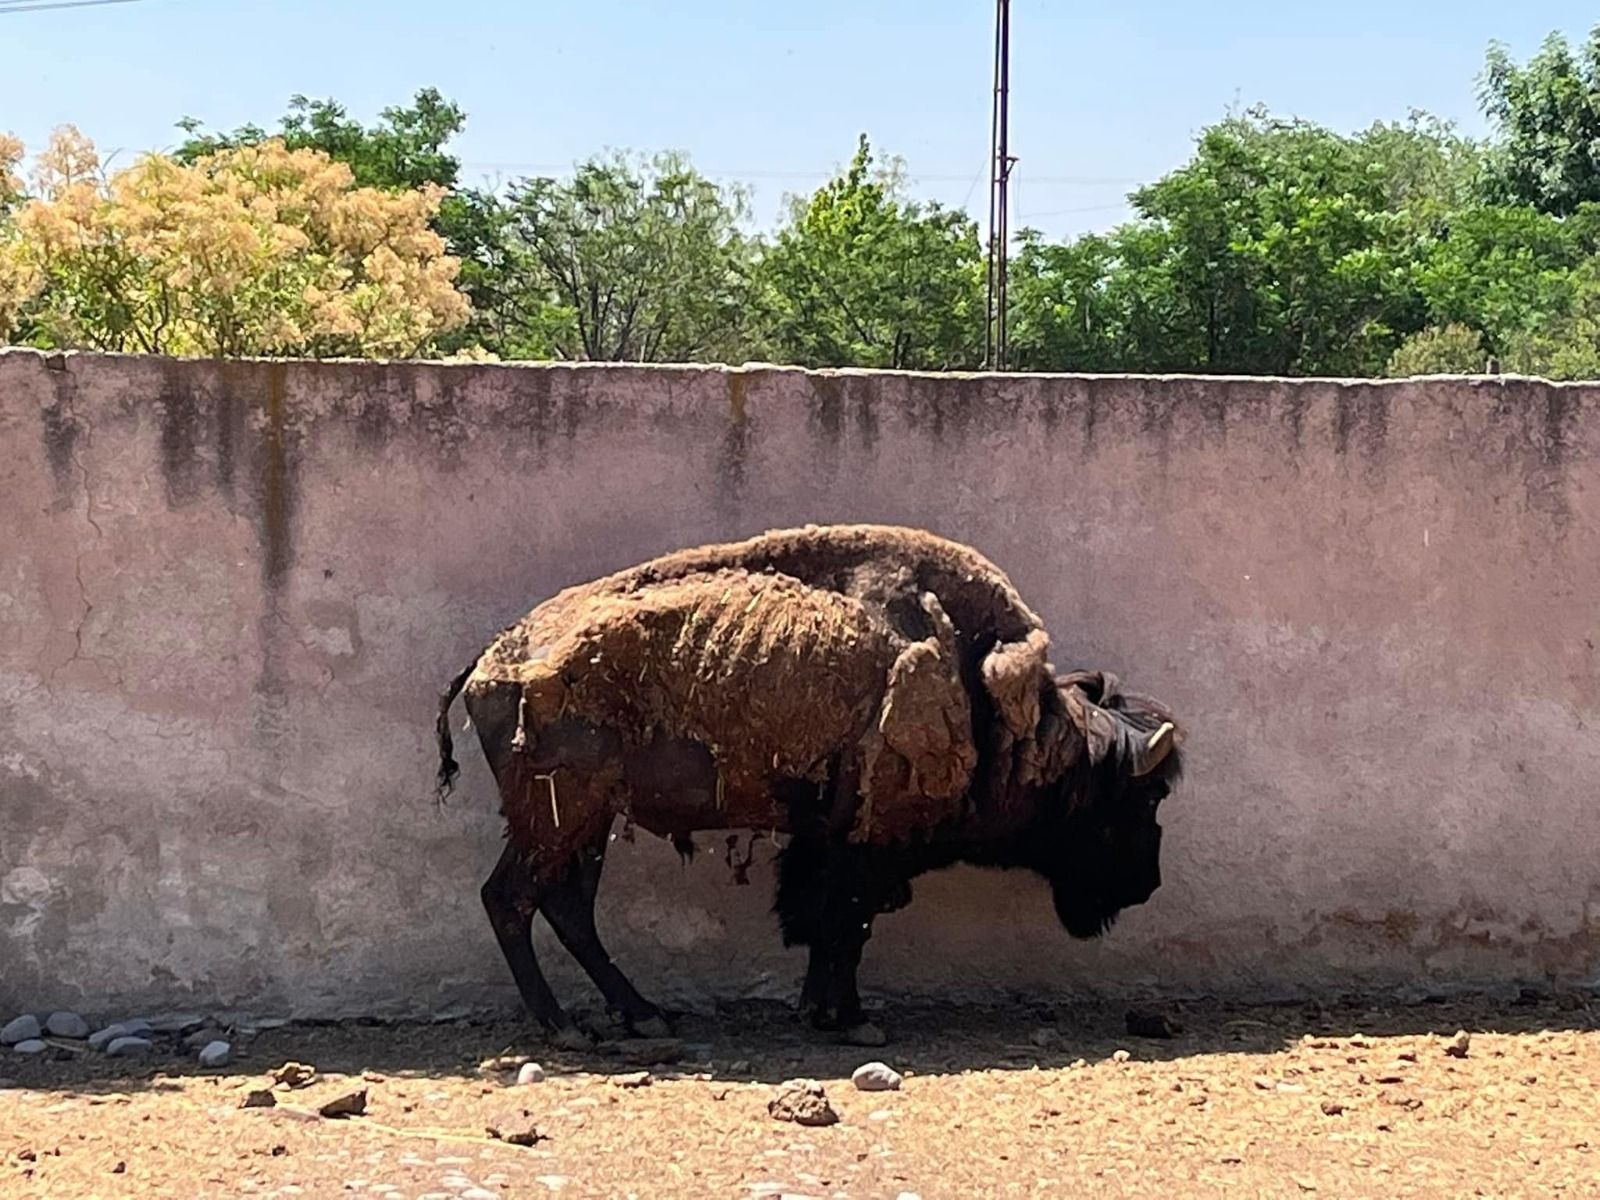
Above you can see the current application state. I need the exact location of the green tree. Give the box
[1479,27,1600,216]
[757,135,984,370]
[174,88,466,193]
[498,150,758,362]
[1407,203,1595,353]
[1122,108,1426,376]
[1385,323,1487,376]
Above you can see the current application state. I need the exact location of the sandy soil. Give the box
[3,993,1597,1199]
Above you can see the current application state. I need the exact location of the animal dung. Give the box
[769,1078,840,1126]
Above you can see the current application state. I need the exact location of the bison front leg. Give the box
[778,839,893,1047]
[480,843,591,1052]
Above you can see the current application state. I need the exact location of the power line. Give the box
[0,0,149,12]
[457,160,1137,186]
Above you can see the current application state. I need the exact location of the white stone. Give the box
[46,1012,89,1039]
[88,1024,127,1051]
[12,1039,48,1054]
[198,1040,232,1068]
[1,1015,41,1045]
[850,1061,902,1092]
[106,1036,154,1058]
[516,1062,545,1085]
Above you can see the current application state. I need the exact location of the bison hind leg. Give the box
[539,830,673,1038]
[480,842,589,1048]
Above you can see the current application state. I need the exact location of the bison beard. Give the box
[436,525,1184,1046]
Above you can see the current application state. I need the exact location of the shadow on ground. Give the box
[4,988,1597,1098]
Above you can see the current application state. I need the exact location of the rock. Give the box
[1320,1099,1346,1116]
[88,1025,128,1052]
[516,1062,546,1086]
[1030,1028,1058,1048]
[120,1019,153,1036]
[618,1037,683,1066]
[728,1060,752,1074]
[105,1037,154,1058]
[1,1015,41,1046]
[318,1089,368,1119]
[479,1054,529,1076]
[144,1012,205,1035]
[45,1012,89,1039]
[460,1190,500,1200]
[12,1039,48,1055]
[486,1119,546,1146]
[1125,1009,1180,1039]
[270,1061,317,1089]
[1444,1031,1471,1059]
[684,1042,714,1063]
[1110,1049,1131,1063]
[198,1041,232,1068]
[850,1061,902,1092]
[184,1027,229,1051]
[611,1071,652,1088]
[769,1078,839,1127]
[240,1089,277,1109]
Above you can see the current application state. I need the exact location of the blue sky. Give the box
[1,0,1597,238]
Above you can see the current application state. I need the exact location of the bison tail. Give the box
[435,661,478,805]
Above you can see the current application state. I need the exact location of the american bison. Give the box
[436,525,1184,1047]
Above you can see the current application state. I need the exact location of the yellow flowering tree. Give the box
[0,133,38,341]
[3,126,469,357]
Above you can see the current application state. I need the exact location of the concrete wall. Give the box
[3,347,1598,1020]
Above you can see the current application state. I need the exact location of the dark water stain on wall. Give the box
[1196,380,1230,444]
[809,373,845,448]
[158,362,208,508]
[213,374,247,504]
[1333,386,1391,459]
[1487,378,1580,530]
[512,368,556,455]
[250,362,300,757]
[1282,390,1313,453]
[1079,381,1103,453]
[851,375,881,453]
[716,371,751,515]
[901,375,982,443]
[39,359,80,502]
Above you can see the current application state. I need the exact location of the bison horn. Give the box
[1131,721,1176,778]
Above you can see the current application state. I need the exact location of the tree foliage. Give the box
[758,135,984,370]
[1479,29,1600,216]
[493,151,757,362]
[23,31,1600,380]
[3,127,468,356]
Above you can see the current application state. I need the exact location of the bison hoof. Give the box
[838,1021,888,1048]
[547,1025,592,1052]
[630,1015,674,1040]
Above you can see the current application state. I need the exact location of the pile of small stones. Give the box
[2,1010,233,1067]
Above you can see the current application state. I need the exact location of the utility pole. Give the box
[984,0,1015,372]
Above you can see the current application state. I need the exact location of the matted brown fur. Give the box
[470,567,978,868]
[478,524,1057,806]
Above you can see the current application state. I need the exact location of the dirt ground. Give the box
[4,992,1598,1199]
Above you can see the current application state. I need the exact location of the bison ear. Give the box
[1130,721,1177,779]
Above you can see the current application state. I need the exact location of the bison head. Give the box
[1035,671,1183,940]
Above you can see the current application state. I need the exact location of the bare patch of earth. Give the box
[4,993,1597,1198]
